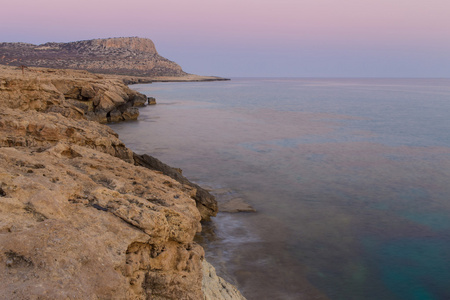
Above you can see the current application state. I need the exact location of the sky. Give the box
[1,0,450,77]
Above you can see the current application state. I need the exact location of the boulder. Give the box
[108,109,123,123]
[122,107,139,121]
[131,92,148,107]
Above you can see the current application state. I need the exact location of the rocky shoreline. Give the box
[0,65,244,299]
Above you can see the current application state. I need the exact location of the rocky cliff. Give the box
[0,37,186,77]
[0,65,147,124]
[0,65,243,299]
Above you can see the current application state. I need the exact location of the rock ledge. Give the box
[0,65,243,299]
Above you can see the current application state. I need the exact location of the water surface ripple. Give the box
[110,78,450,300]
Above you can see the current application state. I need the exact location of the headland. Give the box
[0,37,229,83]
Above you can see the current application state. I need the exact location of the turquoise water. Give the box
[110,78,450,300]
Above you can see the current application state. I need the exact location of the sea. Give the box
[109,78,450,300]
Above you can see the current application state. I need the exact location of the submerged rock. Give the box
[219,198,256,213]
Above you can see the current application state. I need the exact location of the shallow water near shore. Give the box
[110,78,450,300]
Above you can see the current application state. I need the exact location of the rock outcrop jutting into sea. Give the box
[0,65,244,299]
[0,66,147,124]
[0,37,186,77]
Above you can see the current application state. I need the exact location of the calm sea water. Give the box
[110,78,450,300]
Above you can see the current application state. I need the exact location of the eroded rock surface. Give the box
[0,66,243,299]
[0,143,203,299]
[134,153,218,221]
[202,260,246,300]
[0,107,134,163]
[0,65,148,123]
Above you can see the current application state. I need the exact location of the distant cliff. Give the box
[0,37,187,77]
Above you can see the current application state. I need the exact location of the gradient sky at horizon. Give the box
[1,0,450,77]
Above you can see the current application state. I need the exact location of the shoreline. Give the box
[0,64,244,299]
[105,73,231,85]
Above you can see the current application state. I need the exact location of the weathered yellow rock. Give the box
[0,144,203,299]
[0,107,134,162]
[0,65,148,123]
[202,260,246,300]
[0,65,245,299]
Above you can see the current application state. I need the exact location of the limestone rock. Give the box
[202,260,246,300]
[0,107,134,163]
[0,65,150,123]
[133,93,149,107]
[122,107,140,121]
[0,65,242,300]
[0,37,186,77]
[108,109,124,123]
[0,143,203,299]
[134,153,218,221]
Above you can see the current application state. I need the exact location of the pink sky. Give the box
[2,0,450,77]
